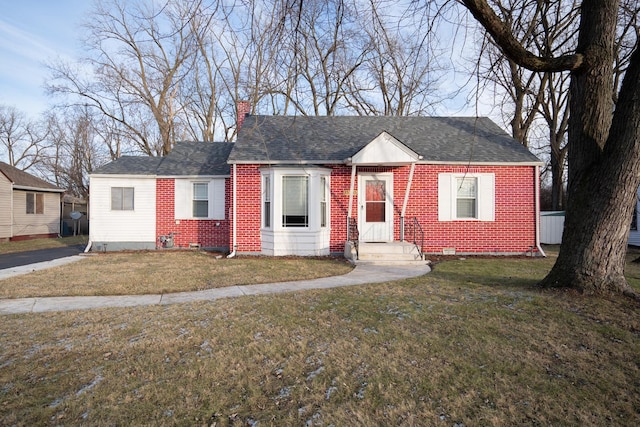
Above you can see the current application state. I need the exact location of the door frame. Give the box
[358,172,394,242]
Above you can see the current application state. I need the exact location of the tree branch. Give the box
[461,0,584,72]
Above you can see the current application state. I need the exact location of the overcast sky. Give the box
[0,0,91,116]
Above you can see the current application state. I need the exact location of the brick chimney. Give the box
[236,101,251,131]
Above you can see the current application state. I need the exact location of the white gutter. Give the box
[227,163,238,258]
[10,183,14,239]
[535,165,546,257]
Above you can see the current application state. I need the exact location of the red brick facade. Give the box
[153,163,537,255]
[231,164,538,255]
[156,178,231,250]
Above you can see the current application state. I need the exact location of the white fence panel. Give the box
[540,211,564,244]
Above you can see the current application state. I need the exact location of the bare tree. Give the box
[46,0,201,155]
[346,0,443,116]
[0,105,48,170]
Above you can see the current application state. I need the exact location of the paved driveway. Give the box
[0,245,85,270]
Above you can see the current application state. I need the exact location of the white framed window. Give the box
[282,175,309,227]
[320,176,327,227]
[456,177,477,219]
[111,187,134,211]
[26,193,44,214]
[192,182,209,218]
[438,173,494,221]
[263,175,271,228]
[175,178,225,220]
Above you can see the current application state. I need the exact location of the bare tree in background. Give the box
[0,105,48,170]
[41,108,111,198]
[346,0,443,116]
[46,0,200,155]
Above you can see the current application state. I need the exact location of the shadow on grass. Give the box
[427,257,552,292]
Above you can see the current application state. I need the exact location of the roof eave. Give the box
[13,185,65,193]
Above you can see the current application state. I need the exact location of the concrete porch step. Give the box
[355,241,427,265]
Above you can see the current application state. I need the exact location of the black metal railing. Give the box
[403,217,424,258]
[347,216,359,259]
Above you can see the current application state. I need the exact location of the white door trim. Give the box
[358,172,394,242]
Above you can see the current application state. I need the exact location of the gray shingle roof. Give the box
[157,142,233,176]
[92,156,164,175]
[0,162,63,191]
[91,142,233,176]
[228,116,541,164]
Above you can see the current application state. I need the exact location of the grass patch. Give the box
[0,235,88,254]
[0,252,354,298]
[0,251,638,425]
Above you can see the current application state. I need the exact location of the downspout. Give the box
[10,182,14,239]
[535,165,546,257]
[227,163,238,258]
[400,162,416,241]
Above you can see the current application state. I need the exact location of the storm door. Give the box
[358,173,393,242]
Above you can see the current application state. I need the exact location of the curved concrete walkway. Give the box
[0,262,431,315]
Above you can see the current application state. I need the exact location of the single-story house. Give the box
[0,161,65,241]
[89,114,544,259]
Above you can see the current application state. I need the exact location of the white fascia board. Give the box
[89,174,157,179]
[160,175,230,179]
[417,160,544,167]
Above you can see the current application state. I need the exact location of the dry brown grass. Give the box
[0,251,354,298]
[0,247,639,425]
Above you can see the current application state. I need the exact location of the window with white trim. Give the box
[174,178,225,220]
[438,173,494,221]
[456,177,477,219]
[282,176,309,227]
[320,176,327,227]
[263,175,271,228]
[193,182,209,218]
[111,187,134,211]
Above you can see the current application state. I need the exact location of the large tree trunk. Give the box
[463,0,640,296]
[540,23,640,295]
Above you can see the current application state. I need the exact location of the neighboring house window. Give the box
[320,176,327,227]
[456,177,477,219]
[263,175,271,228]
[26,193,44,214]
[438,173,495,221]
[193,182,209,218]
[111,187,134,211]
[282,176,309,227]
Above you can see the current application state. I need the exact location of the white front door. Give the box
[358,173,393,242]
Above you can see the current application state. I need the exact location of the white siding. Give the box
[540,211,565,245]
[12,190,61,237]
[0,174,11,239]
[89,176,156,245]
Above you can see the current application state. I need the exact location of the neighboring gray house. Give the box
[0,162,65,241]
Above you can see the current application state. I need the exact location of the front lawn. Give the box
[0,249,638,425]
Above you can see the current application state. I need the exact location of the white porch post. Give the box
[347,164,356,219]
[400,162,416,241]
